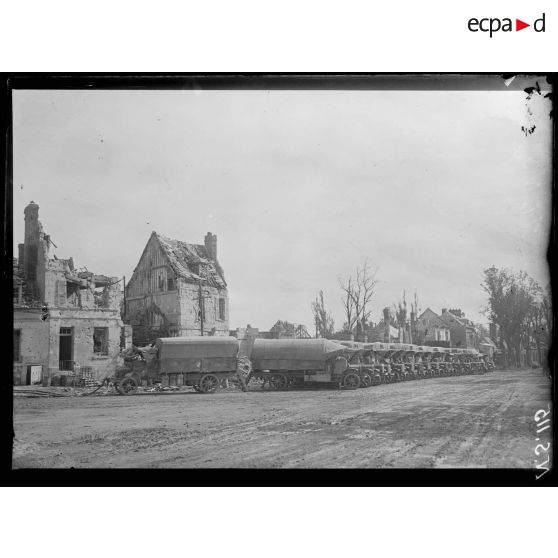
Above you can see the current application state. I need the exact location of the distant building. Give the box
[440,308,476,349]
[479,336,497,358]
[124,231,228,344]
[13,202,126,386]
[237,320,311,339]
[416,308,451,347]
[268,320,311,339]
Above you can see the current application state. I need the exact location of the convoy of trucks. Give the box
[110,332,493,395]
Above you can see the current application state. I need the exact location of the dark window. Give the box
[14,329,21,362]
[93,327,109,355]
[167,277,175,291]
[219,298,226,320]
[159,276,164,291]
[60,327,72,335]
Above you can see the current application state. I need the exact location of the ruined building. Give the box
[124,231,229,344]
[13,202,126,385]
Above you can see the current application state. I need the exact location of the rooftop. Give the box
[155,232,226,289]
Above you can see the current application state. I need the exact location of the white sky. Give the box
[12,88,552,331]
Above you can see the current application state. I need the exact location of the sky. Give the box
[12,87,552,331]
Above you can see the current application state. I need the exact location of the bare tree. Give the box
[339,275,356,334]
[311,290,335,339]
[410,290,421,344]
[339,259,378,336]
[393,290,408,342]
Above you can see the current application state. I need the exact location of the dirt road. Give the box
[12,368,552,468]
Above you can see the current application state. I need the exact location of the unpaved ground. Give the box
[12,368,552,468]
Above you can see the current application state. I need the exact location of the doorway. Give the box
[26,365,43,385]
[59,327,73,371]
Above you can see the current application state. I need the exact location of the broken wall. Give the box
[46,309,123,380]
[14,308,123,384]
[13,309,50,384]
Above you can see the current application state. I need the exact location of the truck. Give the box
[112,327,257,395]
[248,338,362,389]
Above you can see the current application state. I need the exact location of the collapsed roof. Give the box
[155,233,226,289]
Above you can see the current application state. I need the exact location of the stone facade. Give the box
[124,231,229,344]
[13,202,127,385]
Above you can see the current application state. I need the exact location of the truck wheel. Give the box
[269,373,288,390]
[199,374,219,394]
[117,377,138,396]
[360,373,372,388]
[343,372,361,390]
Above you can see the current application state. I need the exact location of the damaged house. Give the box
[13,202,127,385]
[124,231,229,344]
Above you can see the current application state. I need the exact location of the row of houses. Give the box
[13,202,230,385]
[357,307,497,356]
[416,307,480,349]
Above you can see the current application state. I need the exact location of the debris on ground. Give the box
[13,383,240,397]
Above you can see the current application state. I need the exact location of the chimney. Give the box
[204,232,217,260]
[441,308,447,315]
[24,201,40,282]
[24,201,40,240]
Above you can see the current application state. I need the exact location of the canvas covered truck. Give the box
[248,338,362,389]
[105,329,489,396]
[111,327,258,395]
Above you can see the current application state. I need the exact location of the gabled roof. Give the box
[417,308,450,328]
[440,310,475,329]
[155,232,226,289]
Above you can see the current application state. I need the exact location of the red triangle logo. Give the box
[516,19,530,31]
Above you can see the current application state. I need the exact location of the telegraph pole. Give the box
[198,277,204,336]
